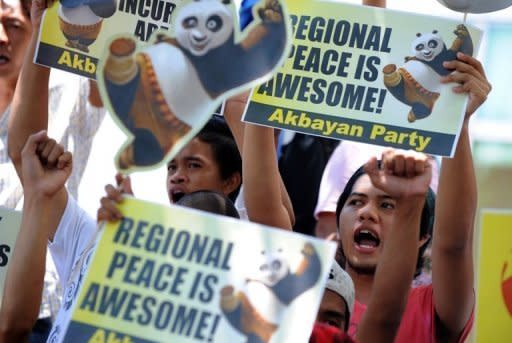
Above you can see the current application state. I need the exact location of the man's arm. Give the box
[431,53,491,339]
[0,131,72,341]
[7,0,50,176]
[224,92,294,229]
[358,150,432,343]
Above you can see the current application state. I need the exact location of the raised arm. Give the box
[358,150,432,342]
[0,131,71,341]
[7,0,50,176]
[431,53,491,340]
[224,92,294,230]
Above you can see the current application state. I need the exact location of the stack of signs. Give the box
[243,0,482,157]
[0,207,22,305]
[62,197,336,342]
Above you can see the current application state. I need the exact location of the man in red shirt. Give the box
[313,148,434,342]
[335,52,490,341]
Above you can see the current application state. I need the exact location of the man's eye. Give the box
[348,199,363,206]
[381,202,395,210]
[6,21,22,29]
[188,162,201,169]
[167,164,176,171]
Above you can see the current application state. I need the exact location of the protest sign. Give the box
[476,210,512,342]
[85,0,291,174]
[34,0,178,78]
[0,207,22,303]
[243,0,482,156]
[63,197,336,342]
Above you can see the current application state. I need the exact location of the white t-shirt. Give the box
[47,195,98,343]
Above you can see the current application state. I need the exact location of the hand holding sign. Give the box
[97,0,292,173]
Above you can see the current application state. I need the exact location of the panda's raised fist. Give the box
[301,242,315,256]
[258,0,283,23]
[454,24,470,38]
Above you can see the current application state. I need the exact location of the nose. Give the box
[169,167,188,184]
[358,202,378,223]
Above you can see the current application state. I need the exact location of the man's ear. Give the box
[222,172,242,195]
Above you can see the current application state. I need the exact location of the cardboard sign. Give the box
[0,207,22,303]
[476,210,512,342]
[63,198,336,342]
[243,0,482,157]
[88,0,292,173]
[34,0,188,78]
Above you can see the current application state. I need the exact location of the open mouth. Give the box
[171,190,186,203]
[354,229,380,249]
[0,55,10,65]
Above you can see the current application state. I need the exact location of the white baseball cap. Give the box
[325,260,355,316]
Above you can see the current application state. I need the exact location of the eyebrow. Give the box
[350,192,395,201]
[184,156,203,163]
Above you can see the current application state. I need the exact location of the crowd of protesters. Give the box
[0,0,492,342]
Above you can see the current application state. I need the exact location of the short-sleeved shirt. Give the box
[47,194,98,343]
[348,285,474,342]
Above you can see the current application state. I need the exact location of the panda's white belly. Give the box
[246,281,287,325]
[59,5,102,25]
[144,43,212,127]
[402,60,443,93]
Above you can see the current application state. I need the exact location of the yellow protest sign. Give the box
[476,210,512,342]
[35,0,177,78]
[63,198,336,342]
[0,207,22,303]
[243,0,482,157]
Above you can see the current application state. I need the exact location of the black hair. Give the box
[335,162,436,278]
[177,190,240,219]
[20,0,30,18]
[196,115,242,201]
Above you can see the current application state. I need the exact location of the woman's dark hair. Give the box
[196,115,242,201]
[177,190,240,219]
[335,162,436,278]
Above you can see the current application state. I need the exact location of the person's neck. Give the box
[348,267,375,305]
[0,78,16,117]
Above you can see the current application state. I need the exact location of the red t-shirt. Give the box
[348,285,474,342]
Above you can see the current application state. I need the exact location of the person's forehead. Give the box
[321,289,346,311]
[352,174,389,197]
[174,138,215,161]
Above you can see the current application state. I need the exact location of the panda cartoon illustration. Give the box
[58,0,117,53]
[101,0,288,171]
[219,242,322,343]
[382,24,473,122]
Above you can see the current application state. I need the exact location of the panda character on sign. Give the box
[219,243,322,342]
[383,24,473,122]
[58,0,117,53]
[101,0,288,171]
